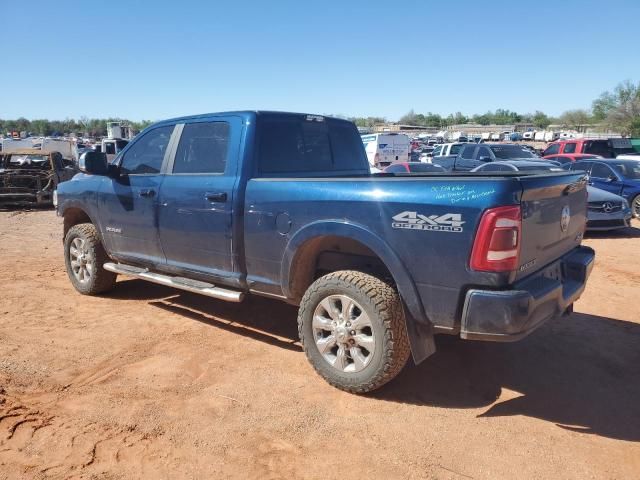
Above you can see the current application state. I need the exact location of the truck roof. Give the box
[154,111,352,127]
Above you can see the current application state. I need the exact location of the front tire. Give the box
[64,223,116,295]
[298,271,410,393]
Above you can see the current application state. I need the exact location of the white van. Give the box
[361,133,410,167]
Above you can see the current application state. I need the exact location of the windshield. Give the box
[490,145,536,159]
[610,161,640,179]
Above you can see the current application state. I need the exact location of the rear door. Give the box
[157,117,242,281]
[392,134,410,163]
[516,172,588,280]
[98,125,175,265]
[377,135,395,165]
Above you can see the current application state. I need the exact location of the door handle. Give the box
[139,189,156,197]
[205,192,227,202]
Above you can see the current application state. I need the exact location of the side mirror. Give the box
[478,156,492,162]
[607,175,617,182]
[78,151,108,175]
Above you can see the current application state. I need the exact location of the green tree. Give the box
[592,80,640,136]
[558,109,593,130]
[399,109,420,125]
[592,80,640,121]
[532,111,551,129]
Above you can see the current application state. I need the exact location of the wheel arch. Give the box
[281,220,428,326]
[61,204,99,241]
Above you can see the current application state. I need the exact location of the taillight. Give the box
[470,205,521,272]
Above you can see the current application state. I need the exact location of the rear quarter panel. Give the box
[244,176,522,328]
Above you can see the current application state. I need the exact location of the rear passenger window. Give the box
[121,125,173,175]
[460,145,476,159]
[258,117,367,174]
[563,143,577,154]
[173,122,229,174]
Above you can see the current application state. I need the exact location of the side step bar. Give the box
[103,262,244,303]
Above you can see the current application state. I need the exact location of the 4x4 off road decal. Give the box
[392,211,465,232]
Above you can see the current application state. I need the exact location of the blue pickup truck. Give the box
[55,111,595,393]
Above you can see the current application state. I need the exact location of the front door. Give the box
[589,163,624,196]
[157,118,242,281]
[98,125,175,265]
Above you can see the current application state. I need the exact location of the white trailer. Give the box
[544,131,560,142]
[534,131,547,142]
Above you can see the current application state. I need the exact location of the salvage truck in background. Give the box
[56,111,595,393]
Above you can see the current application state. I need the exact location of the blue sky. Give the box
[2,0,639,121]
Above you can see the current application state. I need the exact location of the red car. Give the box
[542,153,602,164]
[542,138,636,158]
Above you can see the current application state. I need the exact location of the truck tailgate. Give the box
[516,173,588,280]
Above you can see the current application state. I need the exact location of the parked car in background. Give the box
[543,138,636,158]
[584,186,632,231]
[522,131,535,141]
[543,153,603,164]
[471,161,632,231]
[470,160,564,173]
[435,143,542,171]
[0,149,78,206]
[361,133,410,168]
[431,142,466,165]
[418,145,435,162]
[565,158,640,217]
[383,162,446,173]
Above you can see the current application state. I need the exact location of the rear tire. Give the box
[64,223,116,295]
[298,271,410,393]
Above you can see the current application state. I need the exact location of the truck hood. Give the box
[587,186,625,202]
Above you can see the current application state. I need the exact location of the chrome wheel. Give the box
[312,295,375,373]
[69,237,94,284]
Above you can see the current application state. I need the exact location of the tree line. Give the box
[2,81,638,138]
[350,80,640,136]
[0,117,154,138]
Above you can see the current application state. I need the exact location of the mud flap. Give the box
[404,310,437,365]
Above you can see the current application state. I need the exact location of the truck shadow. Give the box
[111,279,640,442]
[374,312,640,442]
[585,225,640,239]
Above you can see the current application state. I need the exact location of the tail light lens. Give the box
[470,205,521,272]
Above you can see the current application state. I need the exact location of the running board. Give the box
[103,262,244,303]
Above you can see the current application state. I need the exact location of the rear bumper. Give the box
[460,246,595,342]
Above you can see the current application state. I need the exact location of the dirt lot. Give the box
[1,210,639,479]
